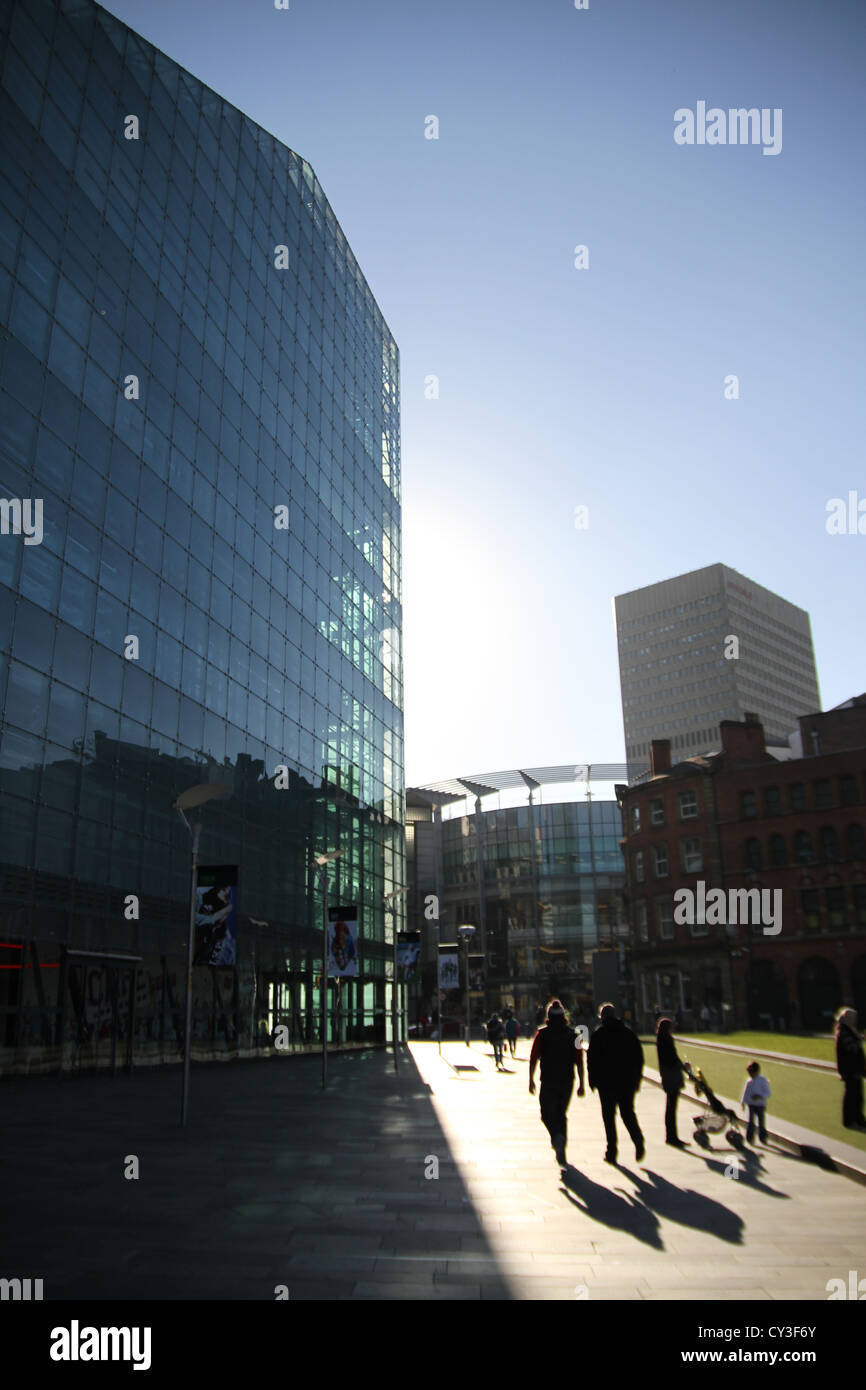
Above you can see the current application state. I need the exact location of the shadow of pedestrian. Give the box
[617,1166,744,1244]
[692,1148,791,1199]
[798,1144,840,1171]
[558,1165,664,1250]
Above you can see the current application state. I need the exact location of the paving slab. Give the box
[3,1038,865,1301]
[408,1039,866,1302]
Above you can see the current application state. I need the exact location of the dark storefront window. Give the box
[800,890,820,932]
[769,834,787,866]
[840,775,859,806]
[795,831,814,865]
[847,824,866,860]
[814,779,833,810]
[820,826,841,863]
[825,887,847,929]
[745,837,762,871]
[763,786,781,816]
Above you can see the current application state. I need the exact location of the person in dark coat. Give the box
[528,1000,585,1166]
[486,1012,505,1070]
[587,1002,645,1164]
[656,1016,688,1146]
[835,1006,866,1130]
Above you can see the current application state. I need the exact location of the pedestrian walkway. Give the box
[0,1047,509,1302]
[2,1041,864,1300]
[411,1039,866,1299]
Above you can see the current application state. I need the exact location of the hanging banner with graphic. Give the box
[194,866,238,966]
[438,946,459,992]
[396,932,420,982]
[328,906,359,977]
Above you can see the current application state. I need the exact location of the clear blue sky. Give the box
[102,0,866,786]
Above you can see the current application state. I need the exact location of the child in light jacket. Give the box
[741,1061,771,1144]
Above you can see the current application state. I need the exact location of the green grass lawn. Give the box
[650,1039,865,1153]
[671,1031,837,1064]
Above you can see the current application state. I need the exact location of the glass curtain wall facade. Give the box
[440,800,627,1021]
[0,0,403,1073]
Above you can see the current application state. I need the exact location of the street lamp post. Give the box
[173,781,227,1128]
[457,924,475,1046]
[384,886,410,1074]
[312,850,343,1090]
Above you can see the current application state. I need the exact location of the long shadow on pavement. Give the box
[0,1047,512,1301]
[617,1166,745,1244]
[558,1165,664,1249]
[685,1147,792,1200]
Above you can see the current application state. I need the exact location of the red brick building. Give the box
[616,698,866,1032]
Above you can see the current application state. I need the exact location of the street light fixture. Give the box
[173,781,227,1128]
[311,850,343,1090]
[384,886,410,1073]
[457,924,476,1046]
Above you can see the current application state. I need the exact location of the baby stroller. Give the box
[682,1061,745,1150]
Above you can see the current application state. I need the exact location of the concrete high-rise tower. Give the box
[614,564,820,781]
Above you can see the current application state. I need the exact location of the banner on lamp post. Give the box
[438,946,459,992]
[396,931,420,982]
[328,906,358,977]
[193,866,238,966]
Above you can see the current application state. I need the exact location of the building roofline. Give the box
[409,764,628,799]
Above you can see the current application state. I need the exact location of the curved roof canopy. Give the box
[410,764,628,803]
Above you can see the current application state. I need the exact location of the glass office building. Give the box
[407,773,629,1026]
[0,0,403,1073]
[441,800,627,1020]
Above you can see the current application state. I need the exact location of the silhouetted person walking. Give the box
[656,1016,688,1146]
[588,1002,644,1164]
[835,1006,866,1130]
[528,1000,585,1166]
[486,1012,505,1070]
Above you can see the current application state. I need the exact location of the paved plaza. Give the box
[410,1041,866,1300]
[2,1040,864,1301]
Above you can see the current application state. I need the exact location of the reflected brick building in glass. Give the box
[0,0,403,1072]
